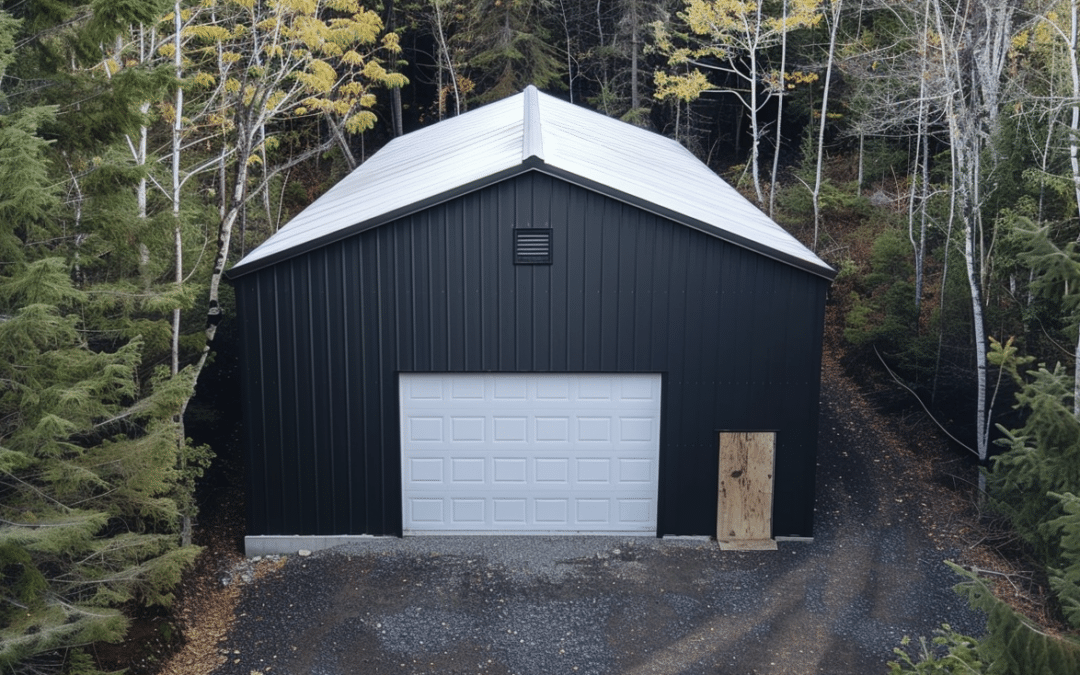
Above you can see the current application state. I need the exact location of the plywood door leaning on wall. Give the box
[717,431,778,550]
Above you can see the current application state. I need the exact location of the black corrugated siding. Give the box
[236,171,830,538]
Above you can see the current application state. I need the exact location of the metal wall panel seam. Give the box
[338,243,353,533]
[616,202,628,370]
[281,265,299,533]
[634,208,654,371]
[553,178,570,370]
[305,257,321,531]
[375,227,388,534]
[249,280,268,534]
[268,271,286,533]
[267,271,282,532]
[356,235,372,534]
[294,260,311,532]
[445,202,454,370]
[320,254,337,530]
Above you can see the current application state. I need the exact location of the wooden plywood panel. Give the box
[717,432,777,550]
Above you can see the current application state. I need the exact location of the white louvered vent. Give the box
[514,229,552,264]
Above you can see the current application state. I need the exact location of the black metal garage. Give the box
[227,86,834,553]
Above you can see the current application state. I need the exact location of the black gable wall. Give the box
[235,171,830,538]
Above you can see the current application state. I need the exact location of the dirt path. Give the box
[163,352,986,675]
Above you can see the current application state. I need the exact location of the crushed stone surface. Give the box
[204,357,985,675]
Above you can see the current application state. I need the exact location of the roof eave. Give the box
[226,159,835,282]
[226,157,547,280]
[531,164,837,281]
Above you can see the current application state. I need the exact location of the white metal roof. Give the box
[229,86,833,278]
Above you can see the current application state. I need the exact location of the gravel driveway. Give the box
[208,362,984,675]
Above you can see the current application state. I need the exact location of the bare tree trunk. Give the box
[432,0,460,117]
[856,130,864,192]
[630,0,640,111]
[769,0,790,218]
[929,0,1018,498]
[909,36,929,312]
[916,131,929,312]
[812,0,842,251]
[963,172,990,493]
[747,3,765,205]
[166,1,195,547]
[907,120,921,290]
[558,0,575,103]
[1066,0,1080,416]
[387,0,404,136]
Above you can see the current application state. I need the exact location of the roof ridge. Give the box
[522,85,545,162]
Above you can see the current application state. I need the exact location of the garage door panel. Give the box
[409,457,445,483]
[451,378,484,399]
[576,458,611,483]
[577,378,613,400]
[452,499,484,523]
[536,417,570,442]
[576,499,609,522]
[493,377,528,399]
[576,417,612,442]
[620,417,656,442]
[535,499,568,523]
[493,417,527,441]
[401,373,661,533]
[493,458,527,483]
[405,494,658,531]
[494,499,527,523]
[409,499,444,523]
[408,417,444,441]
[619,499,652,522]
[536,379,570,399]
[450,417,485,442]
[619,458,653,482]
[535,458,569,483]
[620,377,658,400]
[450,458,484,482]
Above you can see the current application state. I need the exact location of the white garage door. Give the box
[400,373,662,534]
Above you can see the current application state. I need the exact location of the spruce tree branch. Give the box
[0,517,77,527]
[93,399,152,429]
[0,471,72,512]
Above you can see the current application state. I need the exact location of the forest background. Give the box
[2,0,1080,673]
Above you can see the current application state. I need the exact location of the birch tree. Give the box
[162,3,406,501]
[810,0,841,250]
[652,0,822,203]
[932,0,1025,487]
[184,0,406,438]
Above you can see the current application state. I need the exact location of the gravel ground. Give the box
[206,359,985,675]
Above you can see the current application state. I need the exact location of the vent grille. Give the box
[514,229,553,264]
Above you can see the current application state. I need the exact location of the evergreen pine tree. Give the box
[0,7,200,672]
[952,563,1080,675]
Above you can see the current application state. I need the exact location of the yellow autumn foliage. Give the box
[654,69,712,103]
[184,25,232,42]
[653,0,823,104]
[186,71,217,89]
[344,110,377,133]
[297,59,338,94]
